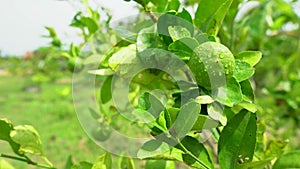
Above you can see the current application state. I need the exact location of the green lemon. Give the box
[188,42,235,90]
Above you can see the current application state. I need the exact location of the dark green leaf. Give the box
[0,119,21,156]
[233,60,255,82]
[177,136,214,168]
[171,100,200,138]
[240,80,254,102]
[218,110,257,169]
[138,92,165,119]
[273,151,300,169]
[100,76,113,104]
[191,114,219,130]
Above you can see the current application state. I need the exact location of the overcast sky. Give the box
[0,0,138,56]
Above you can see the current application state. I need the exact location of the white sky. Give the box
[0,0,138,56]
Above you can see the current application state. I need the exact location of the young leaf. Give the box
[236,51,262,67]
[176,136,214,169]
[218,110,257,169]
[100,76,113,104]
[194,0,233,36]
[273,151,300,169]
[233,60,255,82]
[92,153,112,169]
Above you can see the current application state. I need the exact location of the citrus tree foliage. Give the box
[1,0,300,169]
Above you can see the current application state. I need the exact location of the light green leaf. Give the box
[166,0,180,11]
[108,44,136,71]
[176,136,214,168]
[236,51,262,67]
[0,158,15,169]
[194,0,233,36]
[45,26,57,38]
[218,110,257,169]
[92,153,112,169]
[71,162,93,169]
[273,151,300,169]
[195,95,214,104]
[10,125,43,155]
[119,157,135,169]
[145,160,175,169]
[233,60,255,82]
[237,102,257,113]
[88,69,114,76]
[168,26,191,41]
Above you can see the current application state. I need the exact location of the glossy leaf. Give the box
[233,60,255,82]
[195,95,214,104]
[236,51,262,67]
[273,151,300,169]
[194,0,233,36]
[177,136,214,168]
[218,110,257,169]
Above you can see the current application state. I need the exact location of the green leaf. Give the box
[233,60,255,82]
[138,92,165,119]
[218,110,257,169]
[145,160,175,169]
[168,37,199,56]
[10,125,43,155]
[137,25,165,53]
[92,153,112,169]
[0,119,21,156]
[45,26,57,38]
[137,140,170,158]
[216,77,243,107]
[177,136,214,168]
[240,80,254,102]
[194,0,233,36]
[166,0,180,11]
[0,158,15,169]
[191,114,219,130]
[64,155,74,169]
[108,44,136,71]
[237,102,257,113]
[150,0,168,12]
[100,76,113,104]
[119,157,135,169]
[195,95,214,104]
[235,51,262,67]
[171,100,201,138]
[115,28,137,42]
[273,151,300,169]
[71,162,93,169]
[168,26,191,41]
[88,69,114,76]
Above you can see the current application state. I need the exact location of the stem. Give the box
[0,153,56,169]
[177,140,210,169]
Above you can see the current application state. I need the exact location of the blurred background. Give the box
[0,0,300,168]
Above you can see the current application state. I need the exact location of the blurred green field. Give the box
[0,74,103,168]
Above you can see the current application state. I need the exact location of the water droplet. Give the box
[219,55,224,59]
